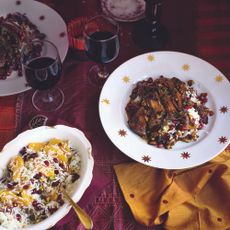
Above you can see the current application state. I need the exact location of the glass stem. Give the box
[98,64,109,79]
[42,89,54,103]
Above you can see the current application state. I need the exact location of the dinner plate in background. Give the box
[0,0,69,96]
[99,51,230,169]
[101,0,145,22]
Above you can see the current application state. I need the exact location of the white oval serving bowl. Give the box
[0,125,94,230]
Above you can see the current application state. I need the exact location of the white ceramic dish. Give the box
[0,125,94,230]
[99,51,230,169]
[101,0,145,22]
[0,0,69,96]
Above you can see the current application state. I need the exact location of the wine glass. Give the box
[21,40,64,112]
[84,15,120,86]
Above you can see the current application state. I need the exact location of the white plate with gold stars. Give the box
[0,0,68,96]
[99,51,230,169]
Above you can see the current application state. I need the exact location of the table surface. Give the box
[1,0,230,229]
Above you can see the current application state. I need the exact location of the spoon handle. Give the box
[62,188,93,229]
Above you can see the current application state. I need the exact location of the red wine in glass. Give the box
[84,15,120,87]
[85,31,119,63]
[21,40,64,112]
[25,57,62,90]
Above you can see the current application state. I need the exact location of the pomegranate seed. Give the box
[54,169,59,175]
[7,182,18,189]
[58,199,64,205]
[184,105,193,110]
[71,173,80,183]
[32,188,42,194]
[16,214,21,221]
[200,93,207,97]
[57,194,64,205]
[187,80,194,86]
[198,123,204,130]
[179,125,187,131]
[51,180,60,187]
[22,155,29,162]
[19,147,27,156]
[32,200,38,207]
[44,160,49,166]
[209,111,214,116]
[29,152,38,159]
[48,206,58,214]
[7,183,14,189]
[23,184,30,190]
[32,200,42,211]
[34,172,42,179]
[53,158,59,163]
[59,163,65,170]
[201,98,207,104]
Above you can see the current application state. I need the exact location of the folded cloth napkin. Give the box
[114,148,230,230]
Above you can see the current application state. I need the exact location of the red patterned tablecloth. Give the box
[0,0,230,229]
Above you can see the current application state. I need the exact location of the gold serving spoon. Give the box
[61,188,93,229]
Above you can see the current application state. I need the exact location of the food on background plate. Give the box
[125,76,213,149]
[0,12,46,79]
[0,138,80,229]
[101,0,145,22]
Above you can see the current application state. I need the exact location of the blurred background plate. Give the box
[0,0,69,96]
[101,0,145,22]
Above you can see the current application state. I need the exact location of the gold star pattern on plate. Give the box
[122,76,130,83]
[142,155,151,162]
[218,136,228,144]
[215,75,223,82]
[220,106,228,114]
[182,64,190,71]
[118,129,127,137]
[181,152,191,159]
[101,99,110,105]
[147,54,155,62]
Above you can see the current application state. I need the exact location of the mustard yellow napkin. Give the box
[114,149,230,229]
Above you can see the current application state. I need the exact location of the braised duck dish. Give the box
[125,76,213,149]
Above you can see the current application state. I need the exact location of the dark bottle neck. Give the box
[145,0,163,23]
